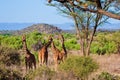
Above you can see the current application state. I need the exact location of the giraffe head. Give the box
[22,34,26,42]
[58,34,64,42]
[48,35,53,42]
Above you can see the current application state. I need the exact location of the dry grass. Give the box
[68,50,120,79]
[19,50,120,79]
[68,50,120,75]
[91,54,120,76]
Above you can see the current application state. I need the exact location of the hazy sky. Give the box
[0,0,120,29]
[0,0,72,24]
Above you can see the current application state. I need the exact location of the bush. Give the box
[24,66,55,80]
[65,38,80,50]
[59,55,98,80]
[0,35,22,50]
[91,41,117,55]
[0,67,22,80]
[63,33,75,39]
[0,46,21,66]
[96,72,120,80]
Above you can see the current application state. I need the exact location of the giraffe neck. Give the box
[51,41,56,50]
[45,40,52,48]
[22,41,27,50]
[22,41,31,55]
[61,40,67,54]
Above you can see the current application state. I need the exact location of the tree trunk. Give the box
[73,16,85,56]
[117,43,120,54]
[86,14,101,56]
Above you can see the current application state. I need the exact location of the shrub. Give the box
[65,38,80,50]
[24,66,55,80]
[1,35,22,50]
[59,55,98,80]
[0,68,22,80]
[91,41,117,55]
[0,46,21,66]
[63,33,75,39]
[96,72,120,80]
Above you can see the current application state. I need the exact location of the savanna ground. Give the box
[0,31,120,80]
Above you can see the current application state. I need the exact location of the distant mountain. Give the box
[0,23,74,31]
[0,22,120,35]
[13,23,63,35]
[99,23,120,30]
[54,23,74,30]
[0,22,119,31]
[0,23,34,30]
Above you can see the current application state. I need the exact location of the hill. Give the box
[14,23,63,35]
[0,23,64,35]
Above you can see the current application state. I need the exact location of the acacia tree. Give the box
[48,0,120,20]
[48,0,118,56]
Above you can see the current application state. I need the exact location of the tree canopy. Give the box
[48,0,120,20]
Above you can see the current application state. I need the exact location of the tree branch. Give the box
[74,5,120,20]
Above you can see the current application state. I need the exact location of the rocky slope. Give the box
[13,23,63,35]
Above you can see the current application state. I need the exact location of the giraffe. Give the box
[59,34,67,61]
[22,35,36,71]
[51,37,64,70]
[51,40,60,64]
[38,36,53,66]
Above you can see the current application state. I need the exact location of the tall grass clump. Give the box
[0,46,22,79]
[24,66,55,80]
[0,67,22,80]
[95,72,120,80]
[0,46,21,66]
[59,55,98,80]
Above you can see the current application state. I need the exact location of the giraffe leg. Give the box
[30,62,33,69]
[42,56,44,66]
[33,59,36,69]
[45,55,48,66]
[39,54,42,66]
[54,57,58,71]
[25,57,28,72]
[32,55,36,69]
[40,58,42,66]
[28,62,31,70]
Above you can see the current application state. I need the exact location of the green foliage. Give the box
[0,35,22,50]
[96,72,120,80]
[26,31,43,49]
[65,38,80,50]
[91,42,117,55]
[59,55,98,80]
[33,51,39,62]
[63,33,75,39]
[91,32,118,55]
[0,31,120,54]
[25,66,55,80]
[53,39,62,50]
